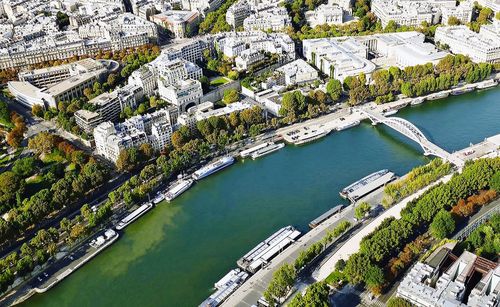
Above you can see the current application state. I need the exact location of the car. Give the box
[68,255,74,261]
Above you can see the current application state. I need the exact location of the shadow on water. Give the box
[361,121,433,160]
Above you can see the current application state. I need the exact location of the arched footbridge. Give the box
[360,109,465,168]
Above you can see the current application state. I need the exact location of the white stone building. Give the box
[214,31,295,62]
[275,59,318,86]
[357,31,449,68]
[435,24,500,63]
[243,7,291,32]
[150,10,199,38]
[371,0,469,27]
[302,37,376,82]
[158,78,203,112]
[305,3,344,28]
[75,84,144,133]
[94,109,173,162]
[235,49,265,71]
[226,0,251,29]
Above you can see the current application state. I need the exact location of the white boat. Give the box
[251,143,285,159]
[477,79,498,89]
[116,203,153,230]
[411,97,425,106]
[340,170,396,202]
[165,179,194,202]
[240,143,269,158]
[427,91,449,100]
[192,156,235,180]
[152,192,164,204]
[336,120,360,131]
[383,109,398,116]
[288,128,328,145]
[451,87,474,96]
[237,226,301,274]
[201,269,249,307]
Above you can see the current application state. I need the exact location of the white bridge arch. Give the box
[360,109,464,167]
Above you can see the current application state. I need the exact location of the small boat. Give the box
[477,79,497,89]
[165,179,194,202]
[251,143,285,159]
[383,109,398,116]
[427,91,449,100]
[337,120,360,131]
[411,97,425,106]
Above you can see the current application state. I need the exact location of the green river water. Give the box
[26,88,500,307]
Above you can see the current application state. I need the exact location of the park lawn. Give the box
[41,150,65,164]
[25,174,51,198]
[66,163,77,171]
[210,77,229,87]
[26,174,44,184]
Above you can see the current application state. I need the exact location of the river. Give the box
[25,88,500,307]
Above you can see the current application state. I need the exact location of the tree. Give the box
[223,88,239,105]
[228,71,239,80]
[354,202,371,220]
[335,259,346,271]
[70,223,86,242]
[264,264,296,304]
[50,172,70,200]
[171,130,189,150]
[60,217,71,234]
[384,20,398,33]
[107,73,117,87]
[12,157,38,177]
[343,252,372,285]
[140,143,155,159]
[364,265,385,294]
[0,171,24,212]
[490,172,500,192]
[7,126,25,148]
[447,16,460,26]
[430,210,455,239]
[83,88,93,100]
[55,11,70,30]
[326,79,342,101]
[387,297,414,307]
[116,149,132,171]
[31,104,44,118]
[289,282,329,307]
[28,131,55,156]
[71,150,87,168]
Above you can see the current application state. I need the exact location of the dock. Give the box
[309,206,343,228]
[237,226,301,274]
[200,269,249,307]
[341,170,397,202]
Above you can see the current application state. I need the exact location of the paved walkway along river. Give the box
[24,88,500,307]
